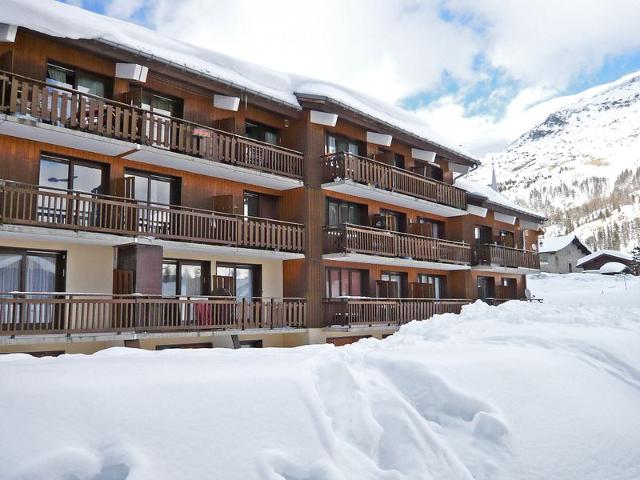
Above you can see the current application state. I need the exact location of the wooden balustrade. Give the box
[0,181,304,253]
[0,293,306,335]
[324,298,471,326]
[323,224,470,264]
[321,152,467,210]
[0,71,303,179]
[474,244,540,270]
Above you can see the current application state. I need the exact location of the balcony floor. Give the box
[323,252,470,270]
[471,264,540,274]
[0,114,303,191]
[0,224,305,261]
[322,179,468,217]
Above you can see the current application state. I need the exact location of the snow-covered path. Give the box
[1,274,640,480]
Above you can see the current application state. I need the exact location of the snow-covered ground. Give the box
[1,273,640,480]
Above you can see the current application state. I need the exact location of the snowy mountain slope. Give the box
[1,274,640,480]
[472,71,640,251]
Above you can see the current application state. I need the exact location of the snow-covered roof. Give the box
[5,0,477,165]
[598,262,630,274]
[454,178,546,221]
[577,250,633,267]
[538,234,591,254]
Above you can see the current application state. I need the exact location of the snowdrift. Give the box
[1,275,640,480]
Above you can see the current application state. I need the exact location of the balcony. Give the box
[0,181,304,257]
[473,244,540,271]
[0,293,306,336]
[0,71,303,189]
[321,153,468,216]
[324,298,471,327]
[323,224,470,270]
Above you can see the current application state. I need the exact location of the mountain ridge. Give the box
[471,70,640,252]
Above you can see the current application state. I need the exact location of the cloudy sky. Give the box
[63,0,640,156]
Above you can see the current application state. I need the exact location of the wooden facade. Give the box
[0,25,544,341]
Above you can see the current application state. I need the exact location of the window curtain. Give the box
[0,254,22,292]
[46,65,69,85]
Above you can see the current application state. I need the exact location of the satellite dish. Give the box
[531,243,538,251]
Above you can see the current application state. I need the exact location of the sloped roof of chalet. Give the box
[538,234,591,254]
[577,250,633,267]
[5,0,479,167]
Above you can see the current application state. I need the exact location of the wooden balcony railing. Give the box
[323,224,470,264]
[324,298,471,327]
[474,244,540,270]
[0,293,306,335]
[0,70,303,180]
[0,181,304,253]
[321,152,467,210]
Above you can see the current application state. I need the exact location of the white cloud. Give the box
[101,0,640,154]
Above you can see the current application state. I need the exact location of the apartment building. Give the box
[0,1,545,354]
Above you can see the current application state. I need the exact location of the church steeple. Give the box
[490,162,498,191]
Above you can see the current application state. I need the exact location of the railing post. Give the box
[241,297,246,330]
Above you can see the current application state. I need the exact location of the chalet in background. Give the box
[0,0,545,354]
[539,234,591,273]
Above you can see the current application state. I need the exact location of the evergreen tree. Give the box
[631,245,640,276]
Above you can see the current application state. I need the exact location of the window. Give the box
[243,191,277,219]
[141,91,182,118]
[245,121,279,145]
[46,61,111,98]
[380,272,406,298]
[379,209,406,232]
[325,268,366,298]
[124,169,178,205]
[156,343,213,350]
[325,134,362,155]
[39,155,107,194]
[326,198,366,226]
[418,274,446,299]
[477,276,495,301]
[393,153,405,169]
[0,249,65,293]
[475,225,492,245]
[243,192,260,217]
[238,340,263,348]
[499,230,515,248]
[162,260,209,296]
[417,217,445,239]
[216,263,262,300]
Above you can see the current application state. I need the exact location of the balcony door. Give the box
[38,155,107,226]
[245,121,279,146]
[477,276,495,303]
[379,272,407,298]
[326,198,366,226]
[216,263,262,301]
[124,170,179,235]
[474,225,492,245]
[325,134,362,155]
[417,274,446,299]
[0,249,65,325]
[162,260,209,297]
[326,268,366,298]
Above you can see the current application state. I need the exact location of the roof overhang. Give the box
[295,93,480,169]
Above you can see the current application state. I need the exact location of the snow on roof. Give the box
[538,234,591,254]
[5,0,477,164]
[454,178,546,220]
[598,262,630,274]
[577,250,633,267]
